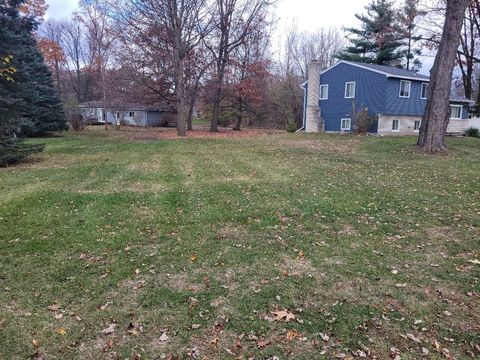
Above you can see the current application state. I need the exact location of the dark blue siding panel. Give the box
[319,63,387,132]
[385,78,428,116]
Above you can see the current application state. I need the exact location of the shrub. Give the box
[286,121,297,133]
[465,127,480,138]
[0,136,44,167]
[69,114,85,131]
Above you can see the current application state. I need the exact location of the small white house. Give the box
[79,101,177,127]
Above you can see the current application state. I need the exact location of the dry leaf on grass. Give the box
[55,328,67,335]
[159,332,169,342]
[257,339,271,349]
[101,323,116,335]
[190,253,198,262]
[286,329,301,341]
[32,339,40,347]
[273,309,295,322]
[47,303,61,312]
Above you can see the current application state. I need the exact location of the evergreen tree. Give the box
[337,0,405,66]
[0,0,65,166]
[398,0,425,71]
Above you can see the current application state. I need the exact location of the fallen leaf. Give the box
[273,309,296,322]
[190,253,198,262]
[467,259,480,265]
[406,333,422,343]
[257,339,271,349]
[319,332,330,341]
[209,337,219,347]
[101,323,116,335]
[127,322,141,335]
[395,283,407,288]
[134,268,141,275]
[286,329,301,341]
[47,303,61,312]
[32,339,40,347]
[159,332,169,342]
[191,323,201,329]
[54,313,63,320]
[55,328,67,335]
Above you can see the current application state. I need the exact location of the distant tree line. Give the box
[1,0,477,164]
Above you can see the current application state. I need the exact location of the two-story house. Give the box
[302,60,475,135]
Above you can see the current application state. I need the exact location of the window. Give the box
[392,119,399,132]
[129,111,135,117]
[450,105,462,119]
[116,112,120,119]
[345,82,356,99]
[399,80,411,98]
[341,118,351,131]
[414,120,421,131]
[420,83,428,99]
[320,84,329,100]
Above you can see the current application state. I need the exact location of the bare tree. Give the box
[116,0,211,136]
[284,24,344,81]
[206,0,274,132]
[80,0,119,130]
[417,0,469,152]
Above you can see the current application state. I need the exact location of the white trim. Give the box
[319,84,329,100]
[399,80,411,98]
[449,104,463,119]
[392,119,400,132]
[345,81,356,99]
[420,83,428,99]
[320,60,430,82]
[340,118,351,131]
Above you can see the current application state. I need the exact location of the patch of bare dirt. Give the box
[282,139,361,154]
[425,226,454,240]
[282,256,326,279]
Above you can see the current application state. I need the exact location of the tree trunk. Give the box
[417,0,468,152]
[187,96,195,131]
[233,97,243,130]
[176,65,186,137]
[210,74,223,132]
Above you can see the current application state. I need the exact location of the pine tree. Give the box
[398,0,425,71]
[337,0,405,66]
[0,0,65,166]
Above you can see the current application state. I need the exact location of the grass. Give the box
[0,128,479,359]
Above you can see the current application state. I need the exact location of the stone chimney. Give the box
[305,60,324,133]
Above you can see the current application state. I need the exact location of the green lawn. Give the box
[0,128,479,359]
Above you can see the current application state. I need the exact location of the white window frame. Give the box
[319,84,329,100]
[420,83,428,99]
[414,120,421,132]
[340,118,351,131]
[449,105,462,119]
[345,82,356,99]
[392,119,400,132]
[399,80,411,98]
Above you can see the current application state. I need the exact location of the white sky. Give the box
[45,0,434,74]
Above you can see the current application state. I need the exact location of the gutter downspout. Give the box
[296,82,307,132]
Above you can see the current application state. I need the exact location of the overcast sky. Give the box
[44,0,433,74]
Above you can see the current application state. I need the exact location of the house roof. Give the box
[449,96,476,104]
[339,61,430,81]
[79,101,175,112]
